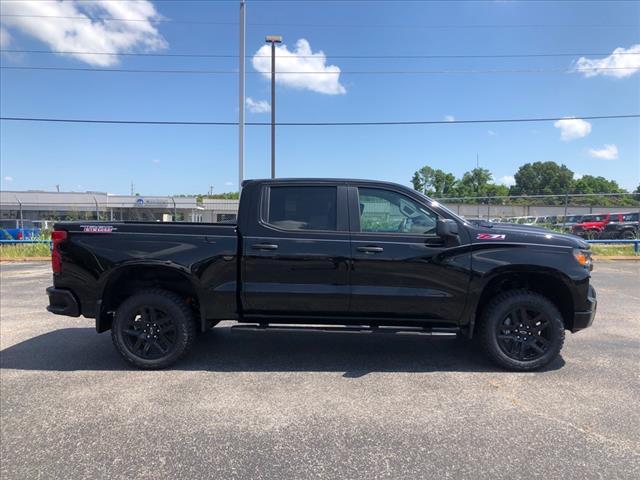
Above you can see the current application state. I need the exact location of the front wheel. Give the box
[478,290,565,371]
[111,289,197,369]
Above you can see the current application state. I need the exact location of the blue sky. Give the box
[1,0,639,195]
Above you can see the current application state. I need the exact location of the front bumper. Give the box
[572,284,597,332]
[46,287,80,317]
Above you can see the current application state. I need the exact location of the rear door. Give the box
[348,185,469,324]
[241,182,351,316]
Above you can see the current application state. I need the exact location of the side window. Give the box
[267,186,337,231]
[357,187,437,235]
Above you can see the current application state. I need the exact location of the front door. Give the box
[349,185,469,324]
[242,184,351,316]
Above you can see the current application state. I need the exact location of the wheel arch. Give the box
[471,267,575,336]
[97,262,202,333]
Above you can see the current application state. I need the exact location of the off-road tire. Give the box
[478,289,565,371]
[111,289,197,369]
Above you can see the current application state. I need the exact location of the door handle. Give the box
[356,246,384,253]
[252,243,279,250]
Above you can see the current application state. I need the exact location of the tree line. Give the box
[411,161,640,206]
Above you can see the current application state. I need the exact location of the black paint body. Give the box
[48,179,596,335]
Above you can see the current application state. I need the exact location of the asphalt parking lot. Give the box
[1,261,639,479]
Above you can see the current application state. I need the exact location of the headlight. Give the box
[573,249,593,269]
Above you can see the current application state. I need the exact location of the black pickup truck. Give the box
[47,178,597,371]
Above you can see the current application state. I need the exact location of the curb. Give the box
[0,257,51,262]
[593,256,640,261]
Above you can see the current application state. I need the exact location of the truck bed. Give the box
[52,220,239,324]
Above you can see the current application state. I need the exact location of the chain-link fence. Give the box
[1,190,638,227]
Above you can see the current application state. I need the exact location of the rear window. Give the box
[621,213,639,221]
[267,186,337,231]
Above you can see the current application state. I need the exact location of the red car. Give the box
[571,213,623,238]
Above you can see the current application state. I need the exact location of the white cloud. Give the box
[0,0,167,66]
[574,44,640,79]
[151,159,161,164]
[588,144,619,160]
[251,38,345,95]
[224,181,234,186]
[246,97,271,114]
[574,173,584,180]
[0,26,11,48]
[4,176,14,182]
[487,130,497,136]
[498,175,515,187]
[444,115,455,122]
[554,117,592,141]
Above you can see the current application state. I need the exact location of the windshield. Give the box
[411,190,467,223]
[582,214,607,222]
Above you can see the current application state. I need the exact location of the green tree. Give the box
[456,167,493,197]
[484,183,510,197]
[411,166,458,197]
[573,175,624,194]
[511,161,574,195]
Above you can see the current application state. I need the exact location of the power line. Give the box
[0,13,235,25]
[1,66,637,75]
[2,48,639,59]
[1,114,638,127]
[1,13,638,28]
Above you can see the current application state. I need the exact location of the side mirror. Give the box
[436,218,459,237]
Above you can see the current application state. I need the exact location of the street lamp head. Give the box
[265,35,283,43]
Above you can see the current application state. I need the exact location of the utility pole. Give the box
[130,181,134,196]
[238,0,246,192]
[266,35,282,179]
[476,153,481,219]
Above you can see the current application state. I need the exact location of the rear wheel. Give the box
[478,290,565,371]
[621,230,636,239]
[111,290,196,369]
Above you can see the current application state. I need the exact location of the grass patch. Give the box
[590,244,637,256]
[0,242,51,259]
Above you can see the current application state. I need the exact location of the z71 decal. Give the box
[81,225,116,233]
[476,233,506,240]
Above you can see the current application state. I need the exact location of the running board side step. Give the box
[231,324,460,336]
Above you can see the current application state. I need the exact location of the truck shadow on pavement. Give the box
[0,326,564,376]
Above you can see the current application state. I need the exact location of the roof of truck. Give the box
[242,178,410,188]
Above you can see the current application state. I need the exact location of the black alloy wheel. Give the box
[478,289,565,371]
[495,307,550,361]
[111,289,197,369]
[122,306,177,360]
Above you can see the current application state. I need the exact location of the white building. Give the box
[0,191,240,224]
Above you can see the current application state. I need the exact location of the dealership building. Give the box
[0,190,239,225]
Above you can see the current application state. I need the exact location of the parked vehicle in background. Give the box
[558,215,583,232]
[601,212,639,239]
[516,216,537,225]
[572,213,622,239]
[0,219,42,240]
[47,178,597,372]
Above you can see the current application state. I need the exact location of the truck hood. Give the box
[470,222,589,249]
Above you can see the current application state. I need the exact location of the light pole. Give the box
[265,35,282,179]
[238,0,245,192]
